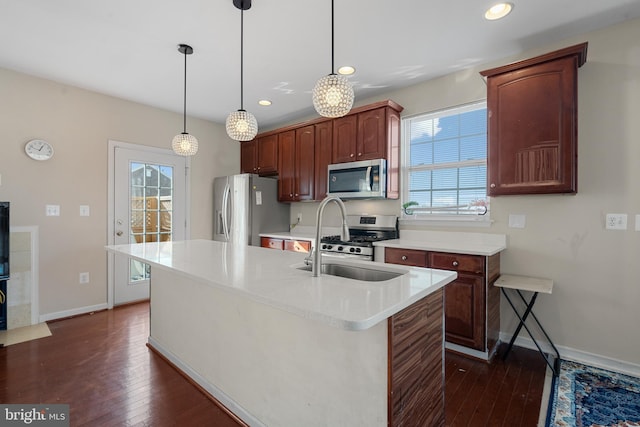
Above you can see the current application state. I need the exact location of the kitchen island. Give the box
[106,239,457,427]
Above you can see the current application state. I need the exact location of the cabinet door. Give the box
[486,55,579,195]
[357,107,387,160]
[256,134,278,175]
[277,130,296,201]
[295,125,315,201]
[314,121,333,200]
[444,274,485,350]
[332,114,357,163]
[240,140,256,174]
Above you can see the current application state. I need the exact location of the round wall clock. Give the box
[25,139,54,161]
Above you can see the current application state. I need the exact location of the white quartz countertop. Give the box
[374,230,507,256]
[106,239,457,331]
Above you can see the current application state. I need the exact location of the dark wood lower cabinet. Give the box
[444,274,485,350]
[388,288,444,427]
[385,247,501,357]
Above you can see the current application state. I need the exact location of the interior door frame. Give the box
[106,139,192,309]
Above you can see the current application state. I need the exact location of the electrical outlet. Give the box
[79,205,90,216]
[79,272,90,284]
[605,213,627,230]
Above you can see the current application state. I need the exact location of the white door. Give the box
[113,146,187,305]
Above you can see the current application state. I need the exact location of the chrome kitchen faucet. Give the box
[311,195,350,277]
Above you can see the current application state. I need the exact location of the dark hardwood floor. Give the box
[0,302,546,426]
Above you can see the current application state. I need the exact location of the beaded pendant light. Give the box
[312,0,354,118]
[172,44,199,156]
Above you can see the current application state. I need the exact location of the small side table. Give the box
[495,274,561,377]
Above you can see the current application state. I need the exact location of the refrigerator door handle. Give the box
[222,183,231,241]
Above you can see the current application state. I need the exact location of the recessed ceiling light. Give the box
[484,2,513,20]
[338,66,356,75]
[258,99,272,106]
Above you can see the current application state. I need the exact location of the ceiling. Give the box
[2,0,640,130]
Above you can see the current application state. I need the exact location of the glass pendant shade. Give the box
[226,109,258,141]
[312,73,354,118]
[172,132,198,156]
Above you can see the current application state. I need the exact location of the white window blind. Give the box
[402,101,488,219]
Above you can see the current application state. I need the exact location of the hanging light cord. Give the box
[182,49,187,133]
[240,6,245,111]
[330,0,335,74]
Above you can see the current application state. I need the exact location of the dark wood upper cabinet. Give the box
[246,100,403,201]
[240,134,278,176]
[277,127,315,202]
[332,114,358,163]
[480,42,588,196]
[314,121,333,200]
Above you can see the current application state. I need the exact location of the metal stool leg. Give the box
[501,288,560,377]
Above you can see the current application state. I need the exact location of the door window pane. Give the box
[129,162,174,282]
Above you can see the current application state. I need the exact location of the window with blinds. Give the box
[402,101,488,219]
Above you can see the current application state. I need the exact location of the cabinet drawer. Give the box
[429,252,484,275]
[284,239,311,253]
[260,237,284,250]
[384,247,428,267]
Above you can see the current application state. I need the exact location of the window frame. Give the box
[400,100,491,226]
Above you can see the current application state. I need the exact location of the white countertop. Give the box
[374,230,507,256]
[106,239,457,331]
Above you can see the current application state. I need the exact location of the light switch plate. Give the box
[46,204,60,216]
[508,214,526,228]
[605,213,627,230]
[80,205,90,217]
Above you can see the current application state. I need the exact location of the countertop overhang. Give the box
[106,239,457,331]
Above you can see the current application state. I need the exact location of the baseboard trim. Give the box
[500,332,640,378]
[147,336,266,427]
[39,303,109,323]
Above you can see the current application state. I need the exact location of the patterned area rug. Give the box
[546,360,640,427]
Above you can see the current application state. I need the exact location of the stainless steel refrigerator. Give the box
[213,174,290,246]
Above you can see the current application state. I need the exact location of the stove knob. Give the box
[337,246,344,251]
[327,245,333,250]
[356,248,362,253]
[349,247,355,253]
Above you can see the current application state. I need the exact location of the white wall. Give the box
[291,17,640,367]
[0,68,239,317]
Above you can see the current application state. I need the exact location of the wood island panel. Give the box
[388,289,444,427]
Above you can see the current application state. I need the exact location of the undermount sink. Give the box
[298,263,404,282]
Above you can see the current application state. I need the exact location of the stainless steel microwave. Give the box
[327,159,386,199]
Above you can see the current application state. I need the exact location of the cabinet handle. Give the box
[401,255,408,261]
[358,152,362,156]
[452,261,459,267]
[295,193,299,197]
[350,153,355,158]
[490,183,496,188]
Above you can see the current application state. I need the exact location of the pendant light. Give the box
[312,0,354,118]
[172,44,198,156]
[226,0,258,141]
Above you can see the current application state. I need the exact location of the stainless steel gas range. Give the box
[319,214,398,261]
